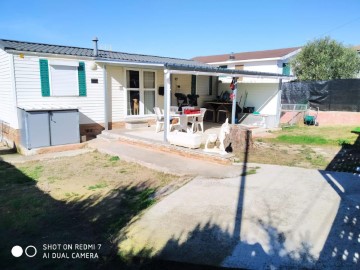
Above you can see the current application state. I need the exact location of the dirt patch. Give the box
[0,151,190,269]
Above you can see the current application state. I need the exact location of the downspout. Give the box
[276,79,283,127]
[231,77,237,124]
[9,54,20,146]
[103,64,109,130]
[163,69,171,142]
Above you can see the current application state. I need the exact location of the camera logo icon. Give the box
[11,245,37,258]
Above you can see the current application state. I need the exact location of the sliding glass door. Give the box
[126,69,156,116]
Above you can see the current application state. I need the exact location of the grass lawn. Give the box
[0,151,188,269]
[235,125,360,172]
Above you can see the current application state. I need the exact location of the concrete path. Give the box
[88,139,243,178]
[117,166,360,269]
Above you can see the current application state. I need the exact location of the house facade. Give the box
[0,39,220,148]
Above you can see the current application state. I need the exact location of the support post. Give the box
[231,77,238,124]
[103,64,108,130]
[276,79,283,127]
[163,69,171,142]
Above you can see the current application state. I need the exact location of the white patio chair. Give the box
[170,106,179,113]
[154,107,164,132]
[191,108,207,133]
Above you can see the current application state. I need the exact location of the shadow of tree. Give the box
[0,157,157,269]
[314,132,360,268]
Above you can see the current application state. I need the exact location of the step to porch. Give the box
[125,121,150,130]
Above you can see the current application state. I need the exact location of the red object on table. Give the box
[184,109,200,114]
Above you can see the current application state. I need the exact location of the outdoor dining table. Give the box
[171,112,201,133]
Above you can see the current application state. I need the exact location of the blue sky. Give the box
[1,0,359,59]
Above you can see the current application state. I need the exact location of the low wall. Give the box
[281,111,360,126]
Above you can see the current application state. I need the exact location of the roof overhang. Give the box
[164,63,294,80]
[95,59,164,68]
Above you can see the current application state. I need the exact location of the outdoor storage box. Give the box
[18,106,80,149]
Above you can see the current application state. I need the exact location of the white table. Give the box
[172,113,201,133]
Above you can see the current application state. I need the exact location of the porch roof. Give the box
[164,63,293,79]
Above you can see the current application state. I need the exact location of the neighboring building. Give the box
[193,47,300,120]
[192,47,301,83]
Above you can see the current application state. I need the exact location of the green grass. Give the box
[88,182,108,190]
[352,127,360,134]
[240,166,260,176]
[109,156,120,162]
[273,135,328,145]
[20,165,44,180]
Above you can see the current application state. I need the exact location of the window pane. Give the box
[144,71,155,89]
[50,65,78,96]
[144,91,155,114]
[127,90,140,115]
[127,70,139,88]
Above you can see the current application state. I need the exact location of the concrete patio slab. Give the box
[119,165,360,269]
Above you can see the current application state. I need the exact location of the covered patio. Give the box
[98,59,293,148]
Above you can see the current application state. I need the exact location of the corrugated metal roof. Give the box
[0,38,208,67]
[0,38,291,78]
[192,47,301,63]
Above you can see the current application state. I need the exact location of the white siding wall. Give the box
[107,66,125,122]
[218,82,280,115]
[156,70,164,110]
[171,74,191,107]
[197,75,217,106]
[14,54,104,125]
[0,49,17,128]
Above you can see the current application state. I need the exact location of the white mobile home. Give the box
[0,38,288,150]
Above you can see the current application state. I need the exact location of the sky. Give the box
[1,0,360,59]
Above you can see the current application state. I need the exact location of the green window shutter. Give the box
[191,75,196,95]
[282,63,290,76]
[78,62,87,96]
[209,76,213,95]
[39,59,50,96]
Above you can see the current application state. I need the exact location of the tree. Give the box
[290,37,360,81]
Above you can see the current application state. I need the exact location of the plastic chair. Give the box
[203,103,216,122]
[153,107,164,132]
[217,105,231,123]
[191,108,207,133]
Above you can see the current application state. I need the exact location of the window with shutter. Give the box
[282,63,290,76]
[39,59,50,97]
[39,59,87,97]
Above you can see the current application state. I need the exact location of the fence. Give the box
[282,79,360,112]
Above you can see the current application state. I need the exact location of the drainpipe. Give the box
[103,64,108,130]
[92,37,98,57]
[276,79,283,127]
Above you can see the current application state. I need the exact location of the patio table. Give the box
[172,112,201,133]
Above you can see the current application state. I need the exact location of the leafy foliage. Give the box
[291,37,360,81]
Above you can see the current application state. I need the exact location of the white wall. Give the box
[107,66,125,123]
[0,49,17,128]
[219,82,280,115]
[13,53,104,125]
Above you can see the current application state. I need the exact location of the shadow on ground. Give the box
[0,156,157,269]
